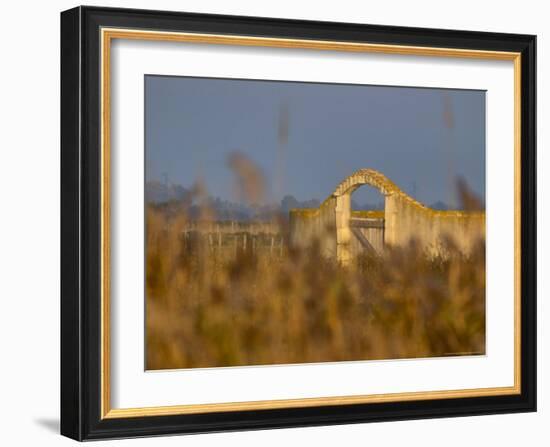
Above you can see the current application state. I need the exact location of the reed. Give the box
[145,205,485,370]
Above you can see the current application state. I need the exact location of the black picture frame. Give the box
[61,5,536,441]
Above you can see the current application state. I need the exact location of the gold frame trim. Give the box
[100,27,522,419]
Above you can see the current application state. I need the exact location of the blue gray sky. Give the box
[145,75,485,208]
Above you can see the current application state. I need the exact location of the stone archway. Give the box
[332,169,399,264]
[289,168,485,264]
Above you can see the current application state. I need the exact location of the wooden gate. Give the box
[349,214,385,256]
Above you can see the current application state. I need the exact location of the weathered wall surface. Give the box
[384,193,485,255]
[289,169,485,263]
[289,196,338,258]
[289,208,320,248]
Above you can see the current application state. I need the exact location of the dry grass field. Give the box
[145,204,485,370]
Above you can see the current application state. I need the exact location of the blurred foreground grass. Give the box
[146,206,485,370]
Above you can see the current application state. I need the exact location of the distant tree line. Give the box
[145,180,452,221]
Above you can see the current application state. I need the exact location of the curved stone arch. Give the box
[331,168,428,212]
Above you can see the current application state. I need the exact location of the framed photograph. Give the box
[60,6,536,441]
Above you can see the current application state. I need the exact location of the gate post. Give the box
[335,193,352,265]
